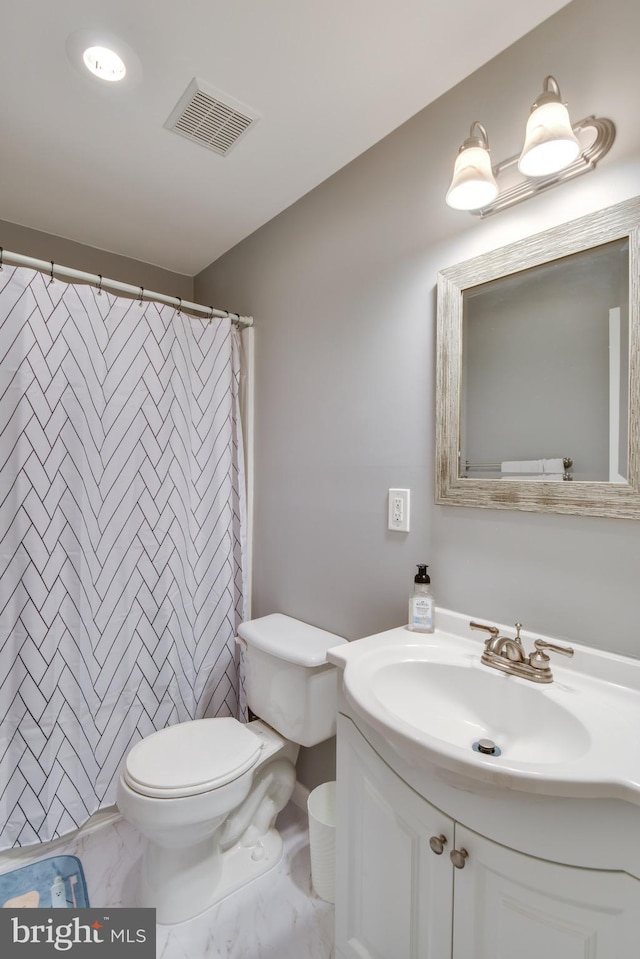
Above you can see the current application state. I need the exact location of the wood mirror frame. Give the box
[435,196,640,519]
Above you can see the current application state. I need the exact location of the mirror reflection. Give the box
[460,239,629,483]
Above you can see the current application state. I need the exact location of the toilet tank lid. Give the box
[238,613,347,666]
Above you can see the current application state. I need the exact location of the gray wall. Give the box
[0,219,193,300]
[195,0,640,786]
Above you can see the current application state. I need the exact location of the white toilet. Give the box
[116,613,346,924]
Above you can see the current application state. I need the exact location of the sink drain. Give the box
[473,738,502,757]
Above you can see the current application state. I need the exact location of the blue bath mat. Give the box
[0,855,89,909]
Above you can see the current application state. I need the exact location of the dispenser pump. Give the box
[408,563,435,633]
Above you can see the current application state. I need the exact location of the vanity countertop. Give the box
[328,608,640,804]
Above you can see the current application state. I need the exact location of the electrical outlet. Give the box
[388,489,410,532]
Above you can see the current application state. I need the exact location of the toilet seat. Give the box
[123,717,263,799]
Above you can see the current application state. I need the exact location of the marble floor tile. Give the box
[0,809,144,910]
[0,802,333,959]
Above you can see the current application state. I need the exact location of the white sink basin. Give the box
[372,659,590,764]
[328,609,640,802]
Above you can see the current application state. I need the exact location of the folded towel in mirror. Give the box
[501,459,543,473]
[501,458,565,475]
[504,474,564,481]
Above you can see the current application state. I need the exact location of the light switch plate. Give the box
[388,489,410,531]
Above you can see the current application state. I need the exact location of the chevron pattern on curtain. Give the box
[0,266,247,848]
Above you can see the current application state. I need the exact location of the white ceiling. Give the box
[0,1,572,276]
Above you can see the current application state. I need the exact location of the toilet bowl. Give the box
[116,614,346,924]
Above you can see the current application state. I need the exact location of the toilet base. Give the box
[146,826,284,925]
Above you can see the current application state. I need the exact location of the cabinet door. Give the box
[452,824,640,959]
[335,717,453,959]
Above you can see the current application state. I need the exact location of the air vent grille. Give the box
[165,80,259,156]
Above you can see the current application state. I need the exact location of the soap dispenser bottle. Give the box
[408,564,435,633]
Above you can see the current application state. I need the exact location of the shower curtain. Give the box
[0,265,247,849]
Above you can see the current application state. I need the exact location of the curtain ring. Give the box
[97,274,103,296]
[49,261,55,285]
[139,286,144,305]
[208,307,214,326]
[0,247,3,271]
[176,297,182,316]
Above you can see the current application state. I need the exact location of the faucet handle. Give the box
[529,638,574,673]
[469,621,499,645]
[533,639,574,658]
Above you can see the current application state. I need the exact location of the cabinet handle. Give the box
[429,834,448,855]
[450,847,469,869]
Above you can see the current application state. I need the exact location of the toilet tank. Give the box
[237,614,347,748]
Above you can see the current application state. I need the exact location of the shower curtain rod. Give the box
[0,248,254,329]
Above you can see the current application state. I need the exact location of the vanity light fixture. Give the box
[446,75,615,217]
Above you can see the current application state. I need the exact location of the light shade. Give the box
[518,76,581,177]
[446,123,499,211]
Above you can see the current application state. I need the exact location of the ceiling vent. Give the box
[165,79,259,156]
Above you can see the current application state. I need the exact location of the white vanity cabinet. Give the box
[336,712,453,959]
[452,824,639,959]
[335,714,640,959]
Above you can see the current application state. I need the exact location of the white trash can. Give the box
[307,781,336,903]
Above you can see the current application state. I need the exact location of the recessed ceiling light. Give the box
[66,30,141,89]
[82,45,126,82]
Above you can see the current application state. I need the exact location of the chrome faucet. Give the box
[470,621,573,683]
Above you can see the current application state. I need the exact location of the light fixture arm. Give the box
[461,121,491,151]
[530,75,563,109]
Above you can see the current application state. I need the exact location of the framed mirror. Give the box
[436,196,640,518]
